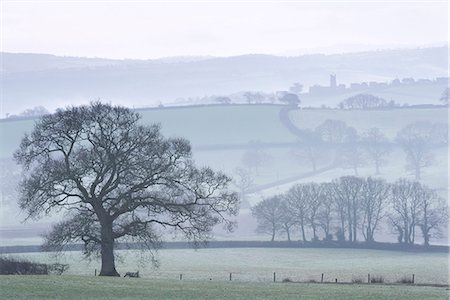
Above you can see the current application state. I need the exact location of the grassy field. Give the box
[7,248,449,285]
[1,105,447,158]
[0,105,447,243]
[0,275,449,300]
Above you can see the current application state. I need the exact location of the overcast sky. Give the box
[1,1,448,59]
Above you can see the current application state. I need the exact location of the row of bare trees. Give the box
[291,120,447,179]
[251,176,447,246]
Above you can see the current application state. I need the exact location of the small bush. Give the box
[0,257,69,276]
[48,263,69,275]
[282,278,293,283]
[396,276,414,284]
[351,277,363,284]
[307,279,317,283]
[370,275,384,283]
[0,257,48,275]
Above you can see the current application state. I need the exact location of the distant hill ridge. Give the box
[1,47,447,115]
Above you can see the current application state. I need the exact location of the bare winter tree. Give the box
[340,127,365,176]
[317,182,335,241]
[396,122,434,180]
[363,128,391,174]
[416,187,448,247]
[279,199,297,242]
[232,167,254,208]
[14,102,238,276]
[241,141,270,174]
[304,183,322,241]
[314,119,348,144]
[389,179,423,244]
[360,178,390,242]
[290,131,328,173]
[285,184,310,242]
[332,176,364,242]
[251,195,284,241]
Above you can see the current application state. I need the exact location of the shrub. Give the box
[282,278,293,283]
[0,257,48,275]
[370,275,384,283]
[351,277,363,283]
[0,257,69,275]
[396,276,414,284]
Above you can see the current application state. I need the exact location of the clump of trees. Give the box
[338,94,396,110]
[252,176,447,246]
[291,119,446,178]
[14,102,239,276]
[396,121,448,180]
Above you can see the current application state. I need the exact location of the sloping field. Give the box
[1,105,447,158]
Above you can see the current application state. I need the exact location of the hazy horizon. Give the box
[2,1,448,60]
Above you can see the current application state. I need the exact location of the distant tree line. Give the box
[251,177,447,246]
[337,94,398,110]
[291,119,447,180]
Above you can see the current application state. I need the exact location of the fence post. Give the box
[368,273,370,284]
[412,274,415,284]
[230,273,232,281]
[95,269,97,276]
[273,272,276,282]
[180,274,182,280]
[335,278,338,283]
[321,273,324,283]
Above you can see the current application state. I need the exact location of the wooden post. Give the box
[230,273,232,281]
[180,274,182,280]
[273,272,276,282]
[412,274,415,284]
[368,273,370,284]
[94,269,97,276]
[335,278,338,283]
[321,273,324,283]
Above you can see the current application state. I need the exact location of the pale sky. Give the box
[1,1,449,59]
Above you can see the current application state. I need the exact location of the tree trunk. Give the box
[99,220,120,277]
[271,227,275,242]
[286,226,291,242]
[301,220,306,242]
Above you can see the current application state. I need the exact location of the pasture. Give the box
[7,248,449,285]
[1,105,447,158]
[0,275,448,300]
[0,105,448,244]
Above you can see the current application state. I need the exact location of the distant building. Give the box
[309,74,345,95]
[330,74,337,89]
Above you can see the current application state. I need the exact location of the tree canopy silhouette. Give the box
[14,102,239,276]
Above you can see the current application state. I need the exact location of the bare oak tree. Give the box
[340,127,365,176]
[251,195,284,241]
[14,103,238,276]
[332,176,364,242]
[389,179,423,244]
[285,184,310,242]
[363,128,391,175]
[396,122,434,180]
[360,177,390,242]
[317,182,335,241]
[416,187,448,247]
